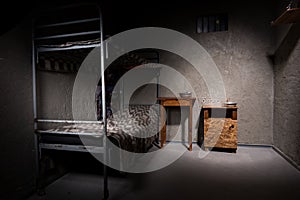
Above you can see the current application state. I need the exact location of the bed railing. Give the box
[32,2,108,199]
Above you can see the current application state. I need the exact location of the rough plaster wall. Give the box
[37,71,76,120]
[0,21,35,199]
[157,52,204,142]
[194,12,274,144]
[134,1,275,144]
[274,25,300,166]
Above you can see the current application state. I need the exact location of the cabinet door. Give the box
[204,118,237,149]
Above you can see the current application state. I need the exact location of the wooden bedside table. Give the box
[157,97,196,151]
[200,105,238,152]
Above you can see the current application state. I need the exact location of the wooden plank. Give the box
[163,99,190,106]
[272,8,300,25]
[232,110,237,120]
[160,102,166,147]
[157,97,196,101]
[202,105,238,109]
[204,110,209,119]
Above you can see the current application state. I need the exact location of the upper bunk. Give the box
[32,3,106,136]
[33,3,103,53]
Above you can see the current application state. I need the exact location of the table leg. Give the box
[188,104,192,151]
[160,105,166,148]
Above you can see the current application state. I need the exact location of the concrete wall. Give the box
[193,5,274,144]
[0,19,79,200]
[122,1,275,144]
[273,23,300,166]
[37,71,76,120]
[0,21,35,199]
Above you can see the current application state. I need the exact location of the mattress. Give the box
[39,104,159,153]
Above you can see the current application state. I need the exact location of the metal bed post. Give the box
[98,5,109,200]
[32,19,43,195]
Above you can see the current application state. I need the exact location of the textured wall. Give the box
[37,71,76,120]
[0,21,35,199]
[128,1,275,144]
[274,24,300,166]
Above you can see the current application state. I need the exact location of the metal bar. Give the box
[32,21,38,147]
[37,43,100,52]
[36,130,103,136]
[32,19,41,191]
[34,31,100,40]
[39,143,104,153]
[37,18,100,28]
[36,119,103,124]
[98,6,109,200]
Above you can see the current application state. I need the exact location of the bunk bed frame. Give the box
[32,3,109,199]
[32,3,162,199]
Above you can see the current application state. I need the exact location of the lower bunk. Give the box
[37,104,159,153]
[36,104,158,173]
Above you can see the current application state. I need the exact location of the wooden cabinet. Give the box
[199,106,238,152]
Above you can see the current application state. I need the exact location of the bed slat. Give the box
[34,30,101,40]
[36,119,103,124]
[39,143,104,153]
[36,130,103,137]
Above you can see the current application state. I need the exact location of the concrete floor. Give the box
[27,146,300,200]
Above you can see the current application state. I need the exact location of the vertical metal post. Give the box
[98,6,109,200]
[32,19,41,192]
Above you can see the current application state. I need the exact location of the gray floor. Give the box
[27,146,300,200]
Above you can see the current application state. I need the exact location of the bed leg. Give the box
[36,155,47,196]
[103,164,109,199]
[103,189,109,200]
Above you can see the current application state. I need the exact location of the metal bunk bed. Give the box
[32,3,109,199]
